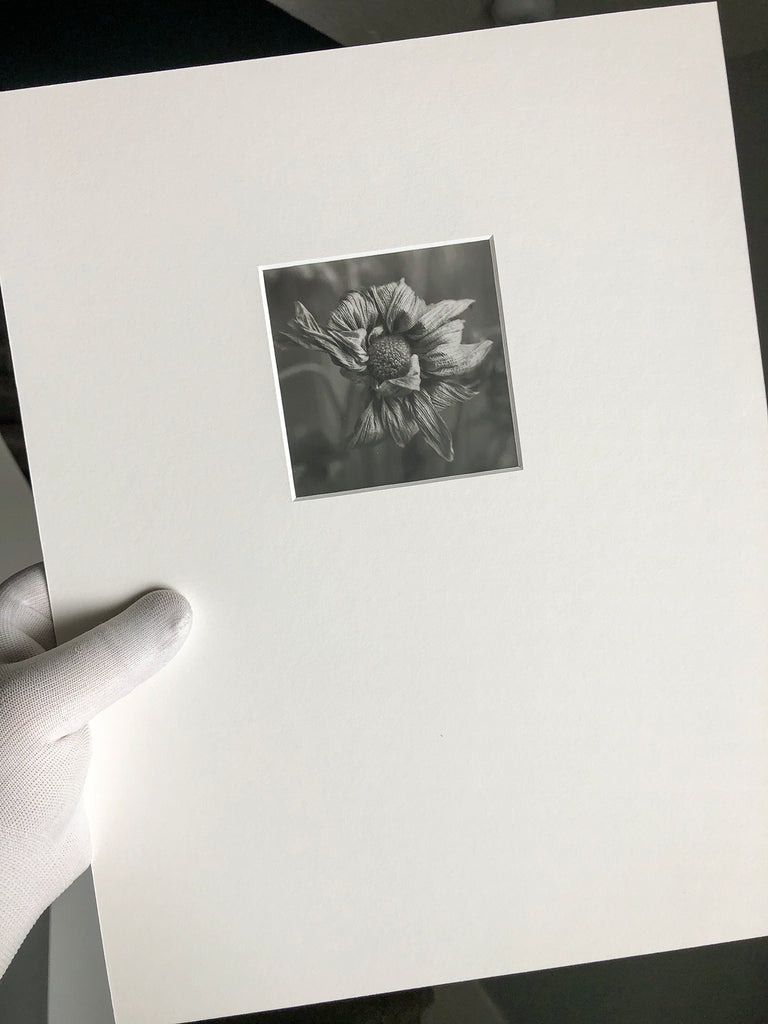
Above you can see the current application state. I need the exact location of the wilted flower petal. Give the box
[410,317,465,355]
[385,279,427,334]
[325,326,370,368]
[427,380,479,410]
[367,281,400,323]
[408,390,454,461]
[380,397,419,447]
[283,302,368,371]
[377,354,421,399]
[421,338,494,379]
[409,298,474,338]
[283,300,323,338]
[327,290,379,333]
[351,401,385,446]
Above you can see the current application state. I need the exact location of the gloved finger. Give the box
[0,563,55,662]
[8,589,192,742]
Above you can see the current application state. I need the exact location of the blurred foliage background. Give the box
[263,240,519,498]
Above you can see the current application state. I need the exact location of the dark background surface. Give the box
[0,2,766,1022]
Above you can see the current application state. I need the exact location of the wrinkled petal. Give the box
[385,279,427,334]
[411,317,465,355]
[324,326,369,369]
[350,401,385,447]
[377,354,421,398]
[408,390,454,461]
[408,298,474,338]
[427,380,479,410]
[367,282,400,323]
[420,338,493,379]
[380,397,419,447]
[283,302,368,371]
[282,301,323,342]
[327,290,379,334]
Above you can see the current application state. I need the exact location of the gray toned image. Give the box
[262,239,519,498]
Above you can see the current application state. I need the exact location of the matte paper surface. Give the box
[1,6,767,1023]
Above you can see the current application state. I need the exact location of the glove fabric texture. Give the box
[0,562,192,976]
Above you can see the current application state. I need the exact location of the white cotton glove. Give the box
[0,562,192,977]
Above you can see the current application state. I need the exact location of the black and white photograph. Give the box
[262,238,520,499]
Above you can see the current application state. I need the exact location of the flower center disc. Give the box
[367,334,412,384]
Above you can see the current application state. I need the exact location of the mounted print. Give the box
[4,8,767,1024]
[262,238,520,498]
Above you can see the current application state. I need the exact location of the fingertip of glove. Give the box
[133,589,193,655]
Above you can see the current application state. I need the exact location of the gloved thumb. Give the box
[4,587,192,742]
